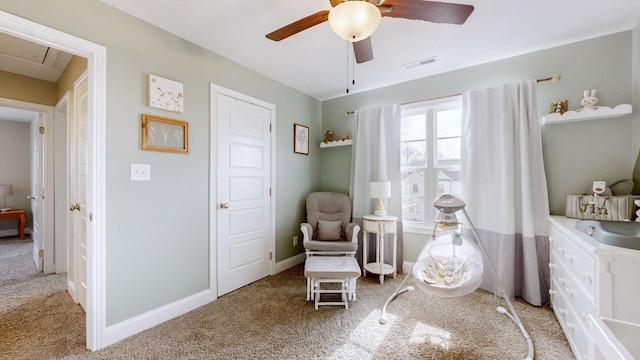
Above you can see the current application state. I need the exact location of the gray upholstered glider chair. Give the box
[300,192,360,257]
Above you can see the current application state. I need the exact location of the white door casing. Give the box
[0,10,107,350]
[211,84,275,297]
[0,99,55,273]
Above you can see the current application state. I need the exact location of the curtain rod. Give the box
[343,74,561,116]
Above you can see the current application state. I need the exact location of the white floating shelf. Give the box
[320,139,353,148]
[543,104,632,125]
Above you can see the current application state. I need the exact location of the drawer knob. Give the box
[566,289,574,299]
[581,272,592,283]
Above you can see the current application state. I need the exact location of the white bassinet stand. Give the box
[379,194,534,360]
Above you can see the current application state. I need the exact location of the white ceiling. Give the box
[0,32,73,122]
[99,0,640,101]
[0,106,37,122]
[0,32,72,82]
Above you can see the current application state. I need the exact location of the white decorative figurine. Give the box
[577,89,599,112]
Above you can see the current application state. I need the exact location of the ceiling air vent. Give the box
[402,56,437,70]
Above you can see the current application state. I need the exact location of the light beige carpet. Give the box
[1,237,574,359]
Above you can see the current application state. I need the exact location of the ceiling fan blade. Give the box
[382,0,474,24]
[265,10,330,41]
[353,37,373,64]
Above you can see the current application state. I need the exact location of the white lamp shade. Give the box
[370,181,391,199]
[0,185,13,196]
[328,1,381,42]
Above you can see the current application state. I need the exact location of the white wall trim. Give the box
[0,98,55,273]
[403,261,414,274]
[103,289,217,348]
[0,10,108,351]
[0,228,31,237]
[275,252,306,274]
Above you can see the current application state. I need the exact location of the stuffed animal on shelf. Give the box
[577,89,599,112]
[323,130,334,143]
[550,100,568,114]
[340,131,351,141]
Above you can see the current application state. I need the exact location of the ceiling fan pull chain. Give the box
[346,40,350,94]
[352,48,356,87]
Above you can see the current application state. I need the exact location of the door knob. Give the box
[69,204,80,211]
[219,202,229,209]
[26,195,36,200]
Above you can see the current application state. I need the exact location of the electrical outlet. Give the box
[293,236,298,246]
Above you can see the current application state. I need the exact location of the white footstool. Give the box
[304,256,361,309]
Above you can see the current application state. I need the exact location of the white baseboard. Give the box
[274,252,305,274]
[0,227,31,238]
[103,252,305,348]
[403,261,414,274]
[0,229,18,237]
[102,288,217,348]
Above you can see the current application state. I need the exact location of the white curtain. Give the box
[350,104,403,273]
[461,80,550,306]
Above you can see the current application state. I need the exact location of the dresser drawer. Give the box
[549,227,567,257]
[550,252,567,289]
[565,305,590,360]
[551,277,569,325]
[551,282,589,360]
[564,270,595,323]
[564,237,597,298]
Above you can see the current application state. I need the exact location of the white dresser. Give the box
[549,216,640,360]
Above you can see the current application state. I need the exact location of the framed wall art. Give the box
[294,123,309,155]
[142,114,189,154]
[148,74,184,113]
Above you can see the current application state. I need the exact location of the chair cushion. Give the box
[306,192,352,240]
[304,256,361,278]
[317,220,342,240]
[304,240,358,252]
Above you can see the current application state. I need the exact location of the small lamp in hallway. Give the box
[0,185,13,212]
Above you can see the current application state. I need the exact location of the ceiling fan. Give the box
[265,0,474,64]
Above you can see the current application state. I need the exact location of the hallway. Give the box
[0,236,86,359]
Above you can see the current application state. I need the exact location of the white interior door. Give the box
[66,91,78,303]
[70,73,89,310]
[54,95,69,274]
[214,88,273,297]
[29,113,44,272]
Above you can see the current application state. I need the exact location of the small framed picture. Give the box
[294,123,309,155]
[148,74,184,113]
[142,114,189,154]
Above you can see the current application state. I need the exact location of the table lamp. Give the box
[0,185,13,212]
[370,181,391,217]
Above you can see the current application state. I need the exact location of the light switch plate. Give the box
[130,163,151,181]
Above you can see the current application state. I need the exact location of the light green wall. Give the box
[322,32,635,262]
[0,0,320,325]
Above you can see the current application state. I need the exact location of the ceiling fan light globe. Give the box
[328,1,381,42]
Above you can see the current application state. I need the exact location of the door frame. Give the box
[209,84,276,296]
[0,98,55,272]
[0,10,107,351]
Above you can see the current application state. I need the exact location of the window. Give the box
[401,96,462,231]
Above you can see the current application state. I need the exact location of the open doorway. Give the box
[0,10,107,351]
